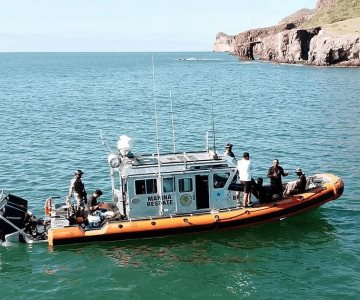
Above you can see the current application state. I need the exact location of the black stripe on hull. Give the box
[53,190,336,246]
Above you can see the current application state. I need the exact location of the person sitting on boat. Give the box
[294,169,306,192]
[224,143,235,158]
[267,159,289,199]
[66,169,87,210]
[88,189,103,213]
[284,168,307,196]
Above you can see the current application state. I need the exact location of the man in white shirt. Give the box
[237,152,252,207]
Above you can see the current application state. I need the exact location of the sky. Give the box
[0,0,317,52]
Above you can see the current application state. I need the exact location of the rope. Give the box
[182,206,271,225]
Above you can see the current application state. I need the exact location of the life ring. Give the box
[44,198,52,216]
[180,194,192,206]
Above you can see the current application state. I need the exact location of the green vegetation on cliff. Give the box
[304,0,360,27]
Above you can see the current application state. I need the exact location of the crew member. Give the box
[224,143,235,158]
[237,152,252,207]
[88,189,103,213]
[66,169,87,210]
[293,168,306,194]
[267,159,289,199]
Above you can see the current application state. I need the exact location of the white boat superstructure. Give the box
[108,135,240,220]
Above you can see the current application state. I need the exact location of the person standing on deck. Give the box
[267,159,289,199]
[237,152,252,207]
[66,169,87,210]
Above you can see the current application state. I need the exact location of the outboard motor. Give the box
[0,192,28,241]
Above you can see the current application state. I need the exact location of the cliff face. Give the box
[254,27,321,63]
[213,0,360,66]
[213,32,235,52]
[308,28,360,66]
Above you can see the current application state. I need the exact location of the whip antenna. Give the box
[152,56,163,215]
[210,79,217,158]
[99,130,113,153]
[152,56,161,159]
[170,91,176,153]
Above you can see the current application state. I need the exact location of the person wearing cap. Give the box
[267,159,289,199]
[284,168,307,196]
[88,189,103,213]
[237,152,252,207]
[224,143,235,158]
[293,168,306,194]
[66,169,87,210]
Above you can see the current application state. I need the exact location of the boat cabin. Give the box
[108,136,240,219]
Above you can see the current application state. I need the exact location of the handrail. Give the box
[0,189,5,201]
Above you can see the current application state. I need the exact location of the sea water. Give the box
[0,52,359,299]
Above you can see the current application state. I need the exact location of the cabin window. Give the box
[179,178,193,192]
[146,179,157,194]
[213,172,230,188]
[163,177,175,193]
[135,179,158,195]
[135,180,146,194]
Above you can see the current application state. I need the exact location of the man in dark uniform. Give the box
[66,169,87,210]
[267,159,289,198]
[224,143,235,158]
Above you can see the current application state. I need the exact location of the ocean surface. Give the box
[0,52,359,299]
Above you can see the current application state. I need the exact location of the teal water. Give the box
[0,53,359,299]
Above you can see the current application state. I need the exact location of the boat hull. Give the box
[48,173,344,246]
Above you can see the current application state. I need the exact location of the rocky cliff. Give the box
[213,0,360,66]
[213,32,235,52]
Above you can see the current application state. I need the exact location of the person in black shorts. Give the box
[237,152,252,207]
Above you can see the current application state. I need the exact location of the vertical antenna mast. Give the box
[210,77,217,158]
[152,56,160,157]
[170,91,176,153]
[152,56,163,215]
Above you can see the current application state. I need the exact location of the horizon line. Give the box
[0,50,217,54]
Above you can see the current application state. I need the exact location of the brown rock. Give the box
[232,23,297,60]
[258,28,321,63]
[308,31,360,66]
[213,0,360,67]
